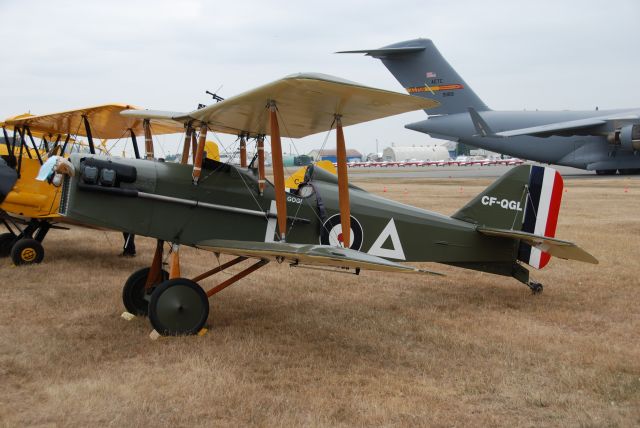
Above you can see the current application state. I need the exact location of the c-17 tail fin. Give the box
[338,38,490,116]
[453,165,597,269]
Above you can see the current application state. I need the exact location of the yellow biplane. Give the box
[0,104,184,264]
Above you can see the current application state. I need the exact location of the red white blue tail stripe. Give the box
[518,166,563,269]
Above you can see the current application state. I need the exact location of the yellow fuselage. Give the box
[0,147,61,219]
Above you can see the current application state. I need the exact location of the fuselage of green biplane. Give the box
[59,154,518,270]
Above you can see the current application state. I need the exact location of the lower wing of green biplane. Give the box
[197,239,444,275]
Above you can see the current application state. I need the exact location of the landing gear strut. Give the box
[120,241,268,336]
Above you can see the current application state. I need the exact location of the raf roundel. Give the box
[319,214,364,250]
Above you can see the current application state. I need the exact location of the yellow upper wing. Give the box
[4,104,184,139]
[121,73,438,138]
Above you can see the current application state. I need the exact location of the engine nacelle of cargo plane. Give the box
[608,124,640,152]
[620,124,640,152]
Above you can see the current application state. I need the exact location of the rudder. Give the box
[517,166,563,269]
[338,38,490,116]
[452,165,564,269]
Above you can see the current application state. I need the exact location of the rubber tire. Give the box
[148,278,209,336]
[10,238,44,265]
[0,233,17,258]
[122,267,169,316]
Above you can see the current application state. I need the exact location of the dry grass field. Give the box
[1,175,639,427]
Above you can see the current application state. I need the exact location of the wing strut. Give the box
[190,131,197,163]
[269,101,288,241]
[129,129,141,159]
[48,134,61,157]
[25,127,43,165]
[335,116,351,248]
[41,135,50,153]
[192,124,208,184]
[81,115,96,155]
[60,134,71,157]
[180,125,192,164]
[239,134,247,168]
[2,127,15,165]
[143,119,153,159]
[257,135,266,194]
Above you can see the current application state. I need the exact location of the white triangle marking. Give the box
[367,218,405,260]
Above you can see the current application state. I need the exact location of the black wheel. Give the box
[122,267,169,316]
[529,282,544,294]
[0,232,17,258]
[148,278,209,336]
[10,238,44,265]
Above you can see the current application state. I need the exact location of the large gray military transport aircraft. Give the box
[340,39,640,175]
[40,73,596,336]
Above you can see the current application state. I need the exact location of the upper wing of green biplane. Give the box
[196,239,444,275]
[121,73,439,138]
[4,104,184,139]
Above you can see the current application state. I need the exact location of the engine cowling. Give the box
[608,124,640,151]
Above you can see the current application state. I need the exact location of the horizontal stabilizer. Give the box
[496,117,607,138]
[336,47,426,57]
[196,239,444,275]
[477,227,598,264]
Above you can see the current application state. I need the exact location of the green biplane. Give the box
[41,73,597,336]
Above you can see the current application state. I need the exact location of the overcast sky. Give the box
[1,0,639,157]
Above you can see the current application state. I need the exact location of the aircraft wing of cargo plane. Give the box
[339,39,640,175]
[40,73,597,336]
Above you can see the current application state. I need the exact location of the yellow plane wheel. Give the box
[122,267,169,316]
[10,238,45,266]
[0,233,17,258]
